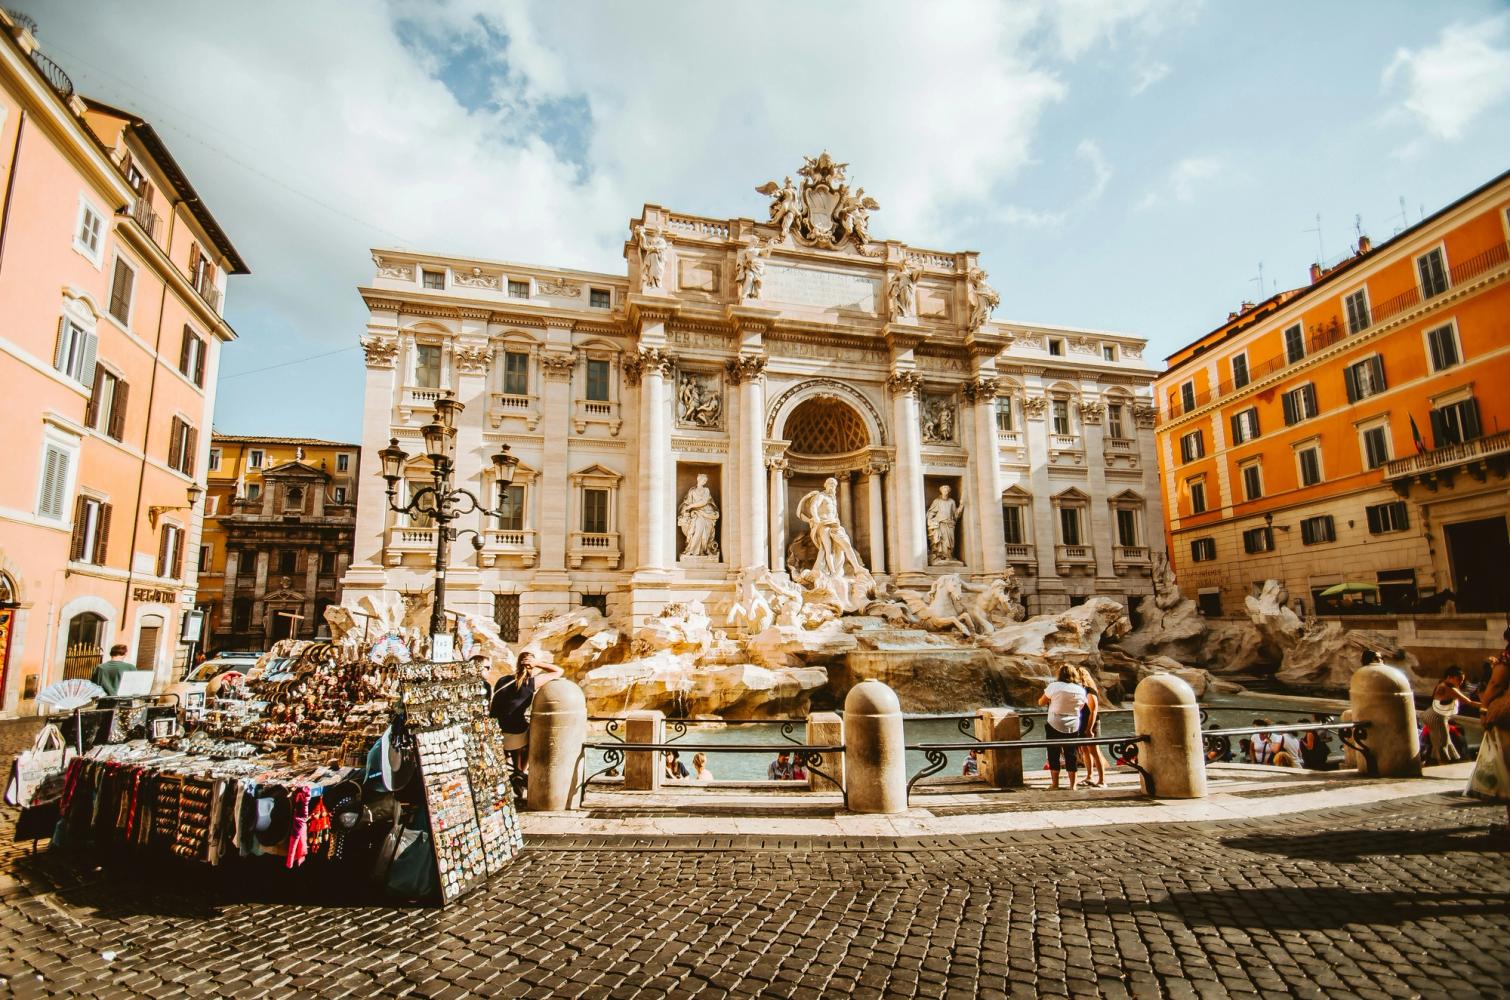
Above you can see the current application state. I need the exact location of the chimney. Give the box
[1357,234,1372,254]
[1309,262,1324,283]
[1240,300,1254,311]
[1227,311,1239,322]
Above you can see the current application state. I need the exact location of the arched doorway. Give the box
[777,395,884,573]
[64,611,106,680]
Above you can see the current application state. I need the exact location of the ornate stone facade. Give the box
[343,155,1165,631]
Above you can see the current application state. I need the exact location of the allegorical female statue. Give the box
[678,474,720,558]
[926,484,963,564]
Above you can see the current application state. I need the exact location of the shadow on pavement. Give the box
[1068,886,1510,931]
[1220,822,1508,862]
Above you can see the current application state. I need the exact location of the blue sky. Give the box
[17,1,1510,441]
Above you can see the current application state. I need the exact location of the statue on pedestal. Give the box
[637,226,668,291]
[795,476,873,612]
[926,485,963,564]
[677,474,720,559]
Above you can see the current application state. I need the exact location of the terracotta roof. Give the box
[211,434,360,448]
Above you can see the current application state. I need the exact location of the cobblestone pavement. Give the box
[0,793,1507,999]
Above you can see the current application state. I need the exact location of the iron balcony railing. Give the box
[1383,427,1510,480]
[28,48,73,102]
[130,197,159,239]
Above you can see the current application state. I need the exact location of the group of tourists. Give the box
[1037,665,1108,790]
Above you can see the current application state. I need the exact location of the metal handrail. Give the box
[589,715,809,747]
[905,733,1153,802]
[577,739,847,809]
[1199,720,1373,775]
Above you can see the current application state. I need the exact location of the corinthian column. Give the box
[967,376,1006,575]
[768,456,788,571]
[888,370,927,580]
[729,354,769,571]
[629,347,674,571]
[866,461,888,574]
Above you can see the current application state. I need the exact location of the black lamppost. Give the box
[377,394,518,658]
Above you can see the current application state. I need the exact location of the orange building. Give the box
[1155,168,1510,626]
[0,13,247,714]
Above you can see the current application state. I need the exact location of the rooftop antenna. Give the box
[1304,213,1324,264]
[1353,213,1364,246]
[1250,262,1267,299]
[1392,196,1408,235]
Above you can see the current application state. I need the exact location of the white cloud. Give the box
[1077,139,1112,201]
[998,205,1069,230]
[1047,0,1201,59]
[1135,155,1224,210]
[1131,61,1171,95]
[1383,13,1510,141]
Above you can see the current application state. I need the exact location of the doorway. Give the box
[1445,517,1510,612]
[65,612,106,680]
[135,614,164,672]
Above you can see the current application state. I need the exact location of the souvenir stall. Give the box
[40,634,524,906]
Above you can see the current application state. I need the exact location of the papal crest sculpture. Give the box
[757,151,880,250]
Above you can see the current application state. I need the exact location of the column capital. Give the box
[455,344,492,376]
[623,346,675,385]
[886,370,923,397]
[360,336,398,369]
[540,350,577,382]
[1077,399,1104,423]
[725,353,769,385]
[867,459,891,476]
[961,376,999,403]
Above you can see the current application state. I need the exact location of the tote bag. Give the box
[5,724,74,807]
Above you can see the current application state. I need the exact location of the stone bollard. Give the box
[806,711,844,793]
[624,710,664,791]
[527,678,587,811]
[975,708,1023,788]
[1349,664,1421,778]
[844,680,907,813]
[1132,674,1207,799]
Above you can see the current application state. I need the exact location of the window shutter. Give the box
[1366,506,1381,534]
[1344,365,1359,403]
[80,331,97,387]
[85,367,103,428]
[174,528,185,579]
[69,496,88,561]
[156,528,169,578]
[193,338,205,386]
[1429,409,1448,448]
[108,380,129,440]
[189,243,200,283]
[53,317,68,370]
[1465,398,1482,440]
[1303,384,1317,417]
[179,326,192,374]
[1248,410,1259,438]
[1282,393,1297,426]
[94,503,111,565]
[185,426,197,476]
[1230,414,1241,442]
[1370,355,1386,392]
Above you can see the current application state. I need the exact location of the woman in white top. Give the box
[1038,665,1088,790]
[1428,666,1479,763]
[692,752,714,782]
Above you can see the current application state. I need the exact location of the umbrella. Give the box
[1319,582,1379,597]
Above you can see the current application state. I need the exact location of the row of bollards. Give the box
[524,663,1422,814]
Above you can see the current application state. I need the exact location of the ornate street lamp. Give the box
[380,393,519,660]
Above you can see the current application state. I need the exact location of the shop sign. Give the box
[133,587,178,603]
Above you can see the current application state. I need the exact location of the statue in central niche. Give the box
[678,474,720,559]
[795,476,872,611]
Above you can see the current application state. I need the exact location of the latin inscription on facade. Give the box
[763,264,879,313]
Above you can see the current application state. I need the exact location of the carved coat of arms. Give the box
[757,151,879,250]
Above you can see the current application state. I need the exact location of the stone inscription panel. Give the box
[764,264,879,313]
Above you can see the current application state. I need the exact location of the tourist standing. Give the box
[489,652,563,780]
[768,752,794,780]
[1428,667,1479,764]
[90,644,133,697]
[1075,667,1108,788]
[664,750,690,780]
[692,753,714,782]
[1466,653,1510,835]
[1038,666,1087,790]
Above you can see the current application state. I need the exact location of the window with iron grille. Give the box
[581,594,608,615]
[494,593,520,643]
[1300,515,1335,546]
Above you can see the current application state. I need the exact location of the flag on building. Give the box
[1409,414,1427,455]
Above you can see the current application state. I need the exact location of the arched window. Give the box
[64,612,106,679]
[0,571,16,604]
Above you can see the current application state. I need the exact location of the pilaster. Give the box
[887,369,927,581]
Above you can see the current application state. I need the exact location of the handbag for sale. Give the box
[5,724,75,807]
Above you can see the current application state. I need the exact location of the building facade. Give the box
[343,155,1165,636]
[0,15,248,714]
[197,435,360,652]
[1154,169,1510,620]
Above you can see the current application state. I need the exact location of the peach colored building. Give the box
[0,14,247,715]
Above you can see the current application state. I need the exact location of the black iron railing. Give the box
[590,715,808,746]
[576,740,847,809]
[28,48,73,102]
[1199,721,1372,774]
[905,733,1153,803]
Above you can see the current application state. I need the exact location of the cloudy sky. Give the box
[18,1,1510,441]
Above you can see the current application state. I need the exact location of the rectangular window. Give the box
[1300,515,1336,546]
[207,448,221,472]
[1297,446,1322,487]
[1189,479,1207,515]
[108,257,134,325]
[37,445,70,520]
[1344,355,1387,402]
[494,593,520,643]
[248,449,264,468]
[590,288,611,309]
[421,269,445,290]
[498,484,525,531]
[277,550,297,575]
[336,453,350,472]
[1180,381,1196,413]
[247,483,261,500]
[1179,430,1206,462]
[69,495,111,565]
[1106,404,1125,439]
[1284,323,1305,364]
[157,524,183,579]
[1344,289,1370,333]
[1231,353,1250,389]
[333,486,348,504]
[585,359,610,402]
[319,550,337,575]
[168,417,196,475]
[1417,248,1448,298]
[198,544,212,574]
[1102,345,1117,362]
[1365,501,1409,535]
[994,396,1014,434]
[1230,408,1260,444]
[1362,425,1391,469]
[508,279,530,298]
[1241,463,1263,501]
[1242,526,1274,554]
[503,351,529,395]
[1059,506,1081,546]
[1048,338,1064,357]
[53,318,97,385]
[1426,324,1460,372]
[1051,399,1071,436]
[179,327,206,387]
[582,488,609,533]
[1115,508,1138,546]
[415,344,442,388]
[1190,537,1216,562]
[74,199,103,263]
[1431,397,1482,447]
[86,368,128,441]
[1281,383,1318,425]
[1001,505,1023,545]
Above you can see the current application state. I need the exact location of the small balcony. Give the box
[131,197,159,240]
[400,386,448,420]
[1383,429,1510,494]
[1105,437,1136,453]
[192,272,222,312]
[1113,545,1151,573]
[1055,543,1095,574]
[573,397,622,436]
[1003,543,1035,565]
[481,528,538,568]
[385,525,436,566]
[489,391,541,431]
[569,531,621,569]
